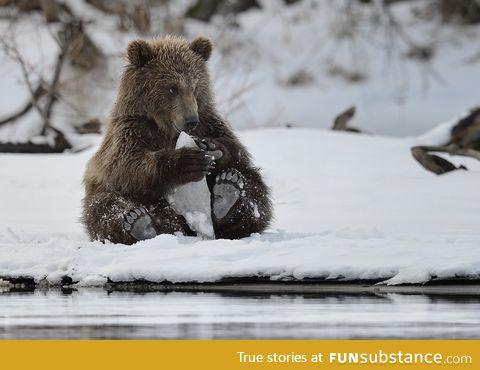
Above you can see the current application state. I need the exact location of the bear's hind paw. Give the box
[123,207,157,241]
[213,168,246,220]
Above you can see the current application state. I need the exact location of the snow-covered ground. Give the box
[1,123,479,286]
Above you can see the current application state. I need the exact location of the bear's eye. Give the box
[168,85,178,95]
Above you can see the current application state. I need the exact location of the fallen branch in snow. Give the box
[411,146,469,175]
[414,145,480,161]
[0,137,70,153]
[411,107,480,175]
[331,105,363,133]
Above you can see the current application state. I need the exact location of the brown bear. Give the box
[82,35,272,244]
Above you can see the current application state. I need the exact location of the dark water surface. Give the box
[1,289,479,339]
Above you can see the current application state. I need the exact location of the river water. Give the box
[1,289,479,339]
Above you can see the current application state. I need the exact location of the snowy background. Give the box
[0,0,479,286]
[1,0,480,139]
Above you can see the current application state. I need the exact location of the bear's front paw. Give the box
[195,138,230,168]
[177,147,216,182]
[213,168,246,220]
[123,207,157,241]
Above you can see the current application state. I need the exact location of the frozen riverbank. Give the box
[1,127,479,286]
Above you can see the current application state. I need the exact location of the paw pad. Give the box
[213,169,247,220]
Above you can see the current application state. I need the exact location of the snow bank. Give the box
[0,128,479,285]
[1,230,480,286]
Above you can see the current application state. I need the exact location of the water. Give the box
[1,288,480,339]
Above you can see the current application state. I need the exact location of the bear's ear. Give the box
[189,36,212,61]
[127,39,155,67]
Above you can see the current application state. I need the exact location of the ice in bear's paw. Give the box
[167,132,215,239]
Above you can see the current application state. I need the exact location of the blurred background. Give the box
[0,0,479,152]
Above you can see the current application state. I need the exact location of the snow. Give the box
[167,132,215,239]
[0,126,479,286]
[1,0,479,287]
[197,0,480,136]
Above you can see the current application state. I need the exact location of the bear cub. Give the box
[82,36,272,244]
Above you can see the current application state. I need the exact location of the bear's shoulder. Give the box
[108,115,170,150]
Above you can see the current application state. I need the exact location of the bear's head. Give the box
[115,35,214,135]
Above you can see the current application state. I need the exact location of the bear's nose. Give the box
[185,116,199,132]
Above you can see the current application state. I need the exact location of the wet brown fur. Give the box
[82,35,272,244]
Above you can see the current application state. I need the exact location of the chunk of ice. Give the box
[167,132,215,239]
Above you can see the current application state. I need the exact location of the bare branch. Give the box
[41,48,67,135]
[0,84,47,126]
[0,33,48,123]
[0,23,72,151]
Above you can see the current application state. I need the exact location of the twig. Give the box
[0,84,46,126]
[0,26,72,151]
[41,49,66,134]
[0,35,48,124]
